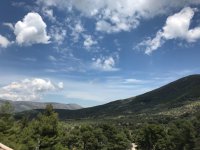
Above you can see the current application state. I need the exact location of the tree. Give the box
[169,120,196,150]
[0,102,18,149]
[21,104,60,150]
[0,101,14,115]
[0,101,14,133]
[100,124,131,150]
[136,124,170,150]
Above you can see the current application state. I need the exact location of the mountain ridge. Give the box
[51,74,200,119]
[0,99,83,112]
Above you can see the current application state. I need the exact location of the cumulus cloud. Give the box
[0,35,10,48]
[37,0,200,33]
[138,7,200,54]
[14,12,50,45]
[92,56,119,71]
[83,35,97,49]
[0,78,63,101]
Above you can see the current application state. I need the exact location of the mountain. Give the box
[57,74,200,119]
[16,75,200,120]
[0,99,82,112]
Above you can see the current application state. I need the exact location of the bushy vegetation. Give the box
[0,102,200,150]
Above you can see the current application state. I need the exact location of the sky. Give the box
[0,0,200,107]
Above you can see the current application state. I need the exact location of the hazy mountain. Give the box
[0,99,83,112]
[16,75,200,120]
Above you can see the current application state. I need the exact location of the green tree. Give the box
[21,104,60,150]
[169,120,196,150]
[0,101,14,134]
[100,124,131,150]
[136,124,169,150]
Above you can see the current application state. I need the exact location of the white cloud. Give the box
[50,26,67,45]
[48,55,57,61]
[36,0,70,10]
[96,20,132,33]
[96,18,137,33]
[0,78,63,101]
[161,7,200,42]
[96,20,112,33]
[0,35,10,48]
[92,56,119,72]
[74,23,84,33]
[138,7,200,54]
[3,23,14,30]
[123,79,145,84]
[14,12,50,45]
[138,31,164,54]
[58,82,64,89]
[83,35,97,49]
[71,22,84,42]
[37,0,200,33]
[42,8,56,22]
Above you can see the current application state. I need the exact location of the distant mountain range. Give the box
[9,75,200,121]
[0,99,83,112]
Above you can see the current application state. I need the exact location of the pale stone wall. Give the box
[131,143,137,150]
[0,143,13,150]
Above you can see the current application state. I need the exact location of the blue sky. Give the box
[0,0,200,107]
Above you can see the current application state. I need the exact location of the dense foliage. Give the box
[0,102,200,150]
[136,119,200,150]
